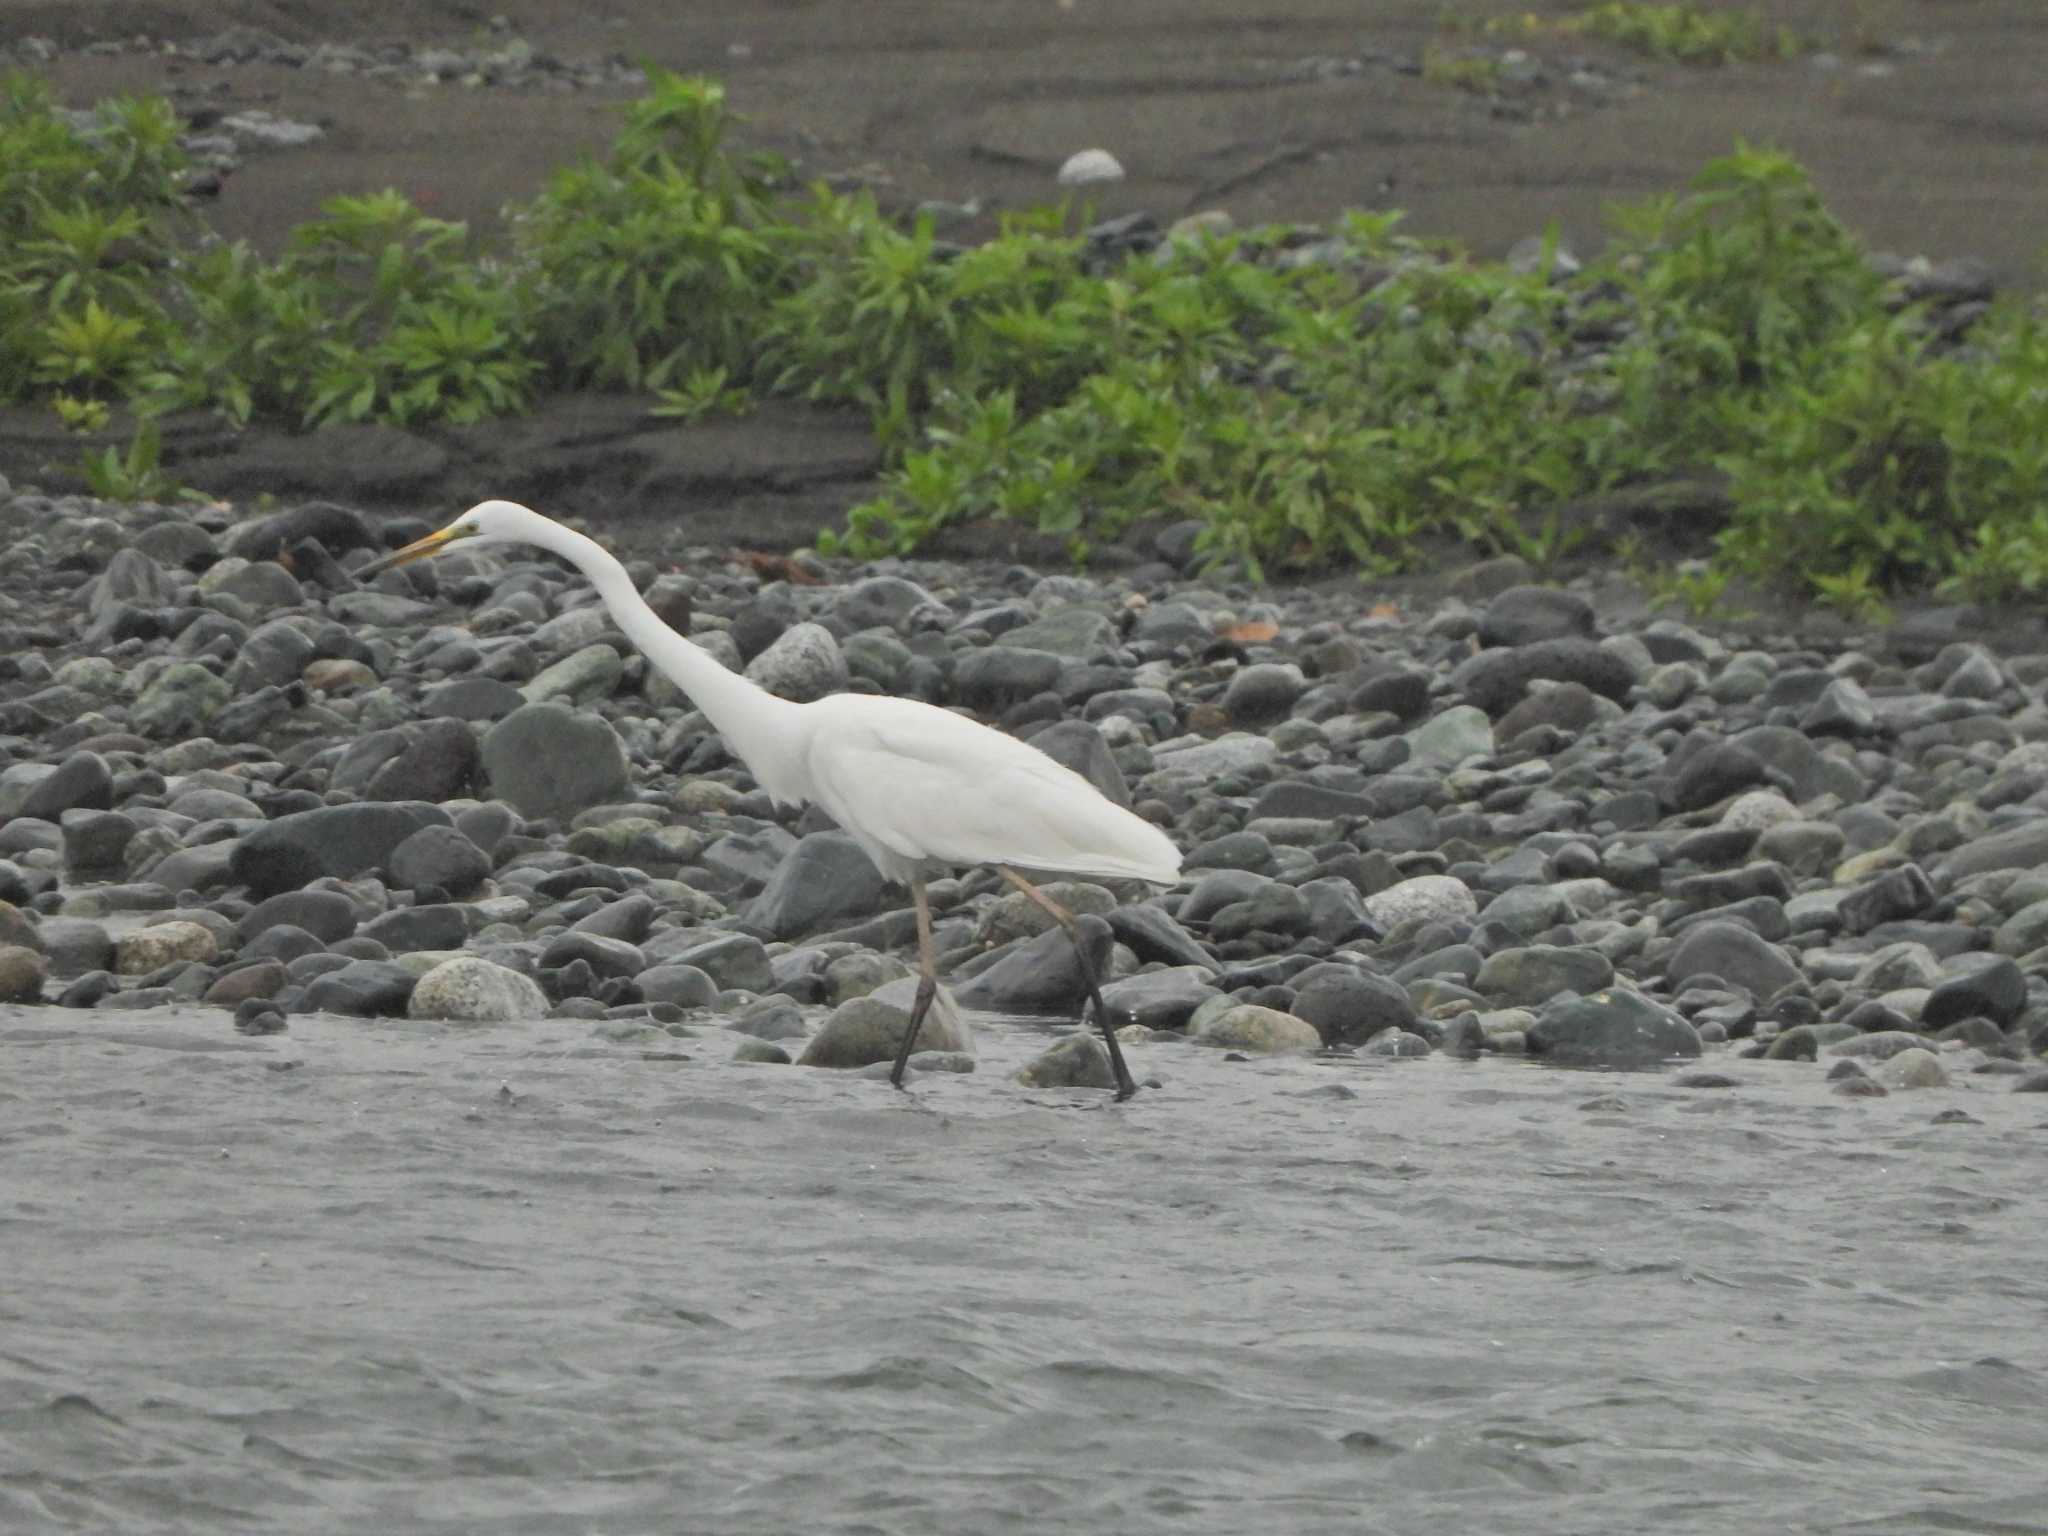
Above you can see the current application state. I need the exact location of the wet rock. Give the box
[1027,719,1138,809]
[1474,945,1617,1006]
[1364,875,1477,931]
[231,802,448,897]
[1189,1004,1322,1053]
[1451,638,1635,715]
[1838,864,1935,934]
[115,921,218,974]
[1096,966,1220,1030]
[798,989,969,1068]
[1403,705,1493,767]
[236,890,358,945]
[132,663,231,739]
[36,918,112,977]
[1222,663,1306,725]
[361,904,469,954]
[408,956,549,1022]
[744,622,848,702]
[743,830,892,940]
[18,752,113,819]
[1874,1047,1950,1090]
[1923,956,2026,1029]
[61,809,135,878]
[1288,963,1415,1046]
[1665,920,1801,999]
[1015,1034,1117,1089]
[953,916,1114,1014]
[648,932,773,992]
[1478,586,1595,647]
[1528,989,1702,1066]
[1665,742,1769,812]
[388,824,492,897]
[0,944,46,1001]
[637,963,720,1008]
[204,959,287,1007]
[480,701,629,820]
[1938,820,2048,884]
[330,720,479,803]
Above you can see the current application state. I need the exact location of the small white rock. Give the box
[1056,148,1125,188]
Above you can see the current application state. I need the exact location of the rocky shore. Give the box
[1,478,2044,1101]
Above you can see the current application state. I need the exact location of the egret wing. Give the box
[801,698,1179,883]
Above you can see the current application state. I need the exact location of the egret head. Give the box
[356,499,553,576]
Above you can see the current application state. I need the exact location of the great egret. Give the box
[359,499,1183,1099]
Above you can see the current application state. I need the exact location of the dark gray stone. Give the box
[953,916,1114,1014]
[1478,585,1595,647]
[1665,742,1770,812]
[1838,864,1935,935]
[1451,638,1635,715]
[1096,966,1220,1030]
[1023,719,1135,810]
[1288,962,1415,1047]
[1474,945,1617,1005]
[1015,1034,1116,1089]
[954,646,1065,712]
[237,890,358,945]
[230,802,449,897]
[1222,663,1306,725]
[1923,956,2027,1029]
[1528,989,1702,1066]
[20,753,113,819]
[388,824,492,897]
[480,701,630,821]
[423,676,525,722]
[60,808,134,877]
[330,720,479,804]
[1105,904,1213,969]
[540,930,646,979]
[743,830,892,940]
[360,904,469,954]
[240,924,329,964]
[300,958,417,1016]
[1665,920,1802,999]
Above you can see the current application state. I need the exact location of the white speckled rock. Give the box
[408,957,549,1022]
[1720,789,1799,831]
[115,920,219,974]
[744,622,848,703]
[1364,874,1478,932]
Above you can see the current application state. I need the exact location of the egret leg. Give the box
[997,866,1140,1102]
[889,877,939,1090]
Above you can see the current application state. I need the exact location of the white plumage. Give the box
[361,499,1181,1099]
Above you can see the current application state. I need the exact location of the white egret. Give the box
[360,499,1182,1099]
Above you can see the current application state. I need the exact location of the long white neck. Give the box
[539,524,808,800]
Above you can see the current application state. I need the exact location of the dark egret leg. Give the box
[997,866,1140,1102]
[889,877,939,1090]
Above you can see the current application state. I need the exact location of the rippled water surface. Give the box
[3,1009,2045,1534]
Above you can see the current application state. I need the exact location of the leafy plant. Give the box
[514,69,790,389]
[78,420,183,502]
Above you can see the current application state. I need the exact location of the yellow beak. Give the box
[357,524,464,578]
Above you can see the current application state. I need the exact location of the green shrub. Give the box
[513,70,791,389]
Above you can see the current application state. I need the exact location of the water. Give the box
[3,1008,2045,1534]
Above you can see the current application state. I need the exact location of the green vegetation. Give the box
[1458,3,1806,65]
[1564,3,1803,64]
[2,68,2046,606]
